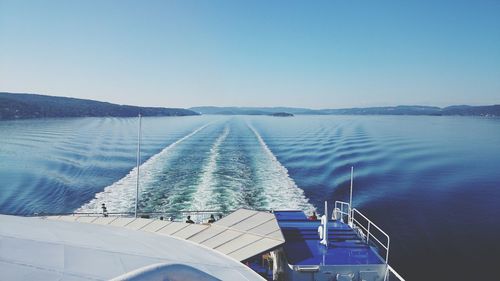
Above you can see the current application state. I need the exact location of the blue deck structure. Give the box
[270,209,395,281]
[275,211,385,266]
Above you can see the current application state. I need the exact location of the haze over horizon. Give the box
[1,0,499,108]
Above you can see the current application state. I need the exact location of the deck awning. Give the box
[46,209,285,262]
[0,214,264,281]
[200,209,285,261]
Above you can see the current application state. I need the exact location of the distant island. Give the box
[0,92,199,120]
[1,92,499,120]
[190,105,500,116]
[270,112,294,117]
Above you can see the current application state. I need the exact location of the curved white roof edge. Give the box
[0,214,265,281]
[45,208,285,262]
[109,262,221,281]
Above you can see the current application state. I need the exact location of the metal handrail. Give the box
[332,203,403,278]
[351,208,390,263]
[32,210,228,216]
[333,201,350,223]
[384,265,406,281]
[30,209,272,223]
[32,210,226,224]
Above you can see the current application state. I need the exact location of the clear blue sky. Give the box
[1,0,499,108]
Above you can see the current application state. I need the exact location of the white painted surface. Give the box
[229,212,275,231]
[201,229,242,248]
[187,225,226,243]
[214,209,258,227]
[0,215,263,281]
[41,209,285,263]
[172,224,209,239]
[124,218,153,230]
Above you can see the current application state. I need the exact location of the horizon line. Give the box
[1,91,499,110]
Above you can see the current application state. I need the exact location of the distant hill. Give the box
[317,105,443,115]
[190,105,500,116]
[190,106,318,115]
[2,93,498,120]
[0,92,199,120]
[441,105,500,116]
[270,112,294,117]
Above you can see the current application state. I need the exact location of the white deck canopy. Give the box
[46,209,285,262]
[0,214,266,281]
[209,209,285,260]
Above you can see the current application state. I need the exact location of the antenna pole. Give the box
[349,166,354,224]
[324,201,328,244]
[135,114,142,218]
[320,201,328,246]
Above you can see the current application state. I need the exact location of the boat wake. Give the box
[77,123,211,213]
[77,119,315,214]
[189,125,230,211]
[248,123,315,212]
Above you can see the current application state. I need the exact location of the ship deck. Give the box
[0,214,265,281]
[274,211,385,266]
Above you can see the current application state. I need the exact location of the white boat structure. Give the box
[1,200,405,281]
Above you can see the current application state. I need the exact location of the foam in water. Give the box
[78,120,315,214]
[77,124,210,213]
[247,123,315,213]
[189,125,230,210]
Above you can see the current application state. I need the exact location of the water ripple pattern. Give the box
[2,115,500,280]
[248,123,314,212]
[78,118,314,214]
[77,123,211,213]
[190,124,230,211]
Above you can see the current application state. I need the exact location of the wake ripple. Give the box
[248,124,315,213]
[77,123,211,213]
[189,125,230,210]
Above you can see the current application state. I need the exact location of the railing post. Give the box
[367,222,371,244]
[349,166,353,224]
[349,207,353,226]
[386,238,390,264]
[135,114,142,219]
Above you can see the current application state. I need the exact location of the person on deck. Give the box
[101,203,108,217]
[208,214,216,223]
[308,211,317,220]
[185,215,194,224]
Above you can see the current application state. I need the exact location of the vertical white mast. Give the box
[320,201,328,246]
[349,166,354,224]
[135,114,142,218]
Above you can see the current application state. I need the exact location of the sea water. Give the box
[1,115,499,280]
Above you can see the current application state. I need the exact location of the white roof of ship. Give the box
[45,208,285,262]
[0,214,266,281]
[209,209,285,260]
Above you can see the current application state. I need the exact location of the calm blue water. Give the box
[1,115,499,280]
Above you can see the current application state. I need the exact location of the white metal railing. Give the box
[36,210,232,224]
[384,265,406,281]
[350,208,390,264]
[333,201,351,223]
